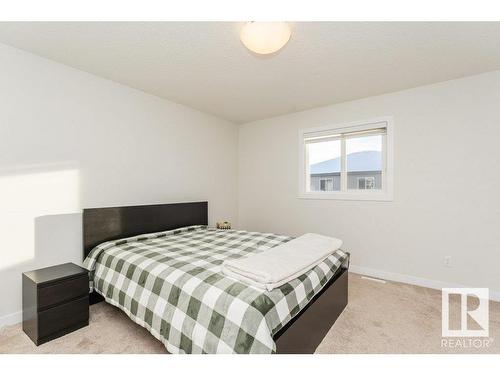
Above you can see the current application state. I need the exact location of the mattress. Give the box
[84,225,348,354]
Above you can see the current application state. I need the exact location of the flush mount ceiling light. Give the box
[240,22,291,55]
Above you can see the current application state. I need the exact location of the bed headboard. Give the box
[82,201,208,259]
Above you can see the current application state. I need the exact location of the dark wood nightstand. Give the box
[22,262,89,345]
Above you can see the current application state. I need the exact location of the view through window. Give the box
[300,119,392,200]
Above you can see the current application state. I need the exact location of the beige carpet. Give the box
[1,273,499,354]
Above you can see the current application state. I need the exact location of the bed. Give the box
[83,201,349,354]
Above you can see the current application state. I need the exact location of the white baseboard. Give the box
[0,310,22,328]
[349,264,500,302]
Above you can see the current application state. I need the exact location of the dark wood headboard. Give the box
[83,201,208,259]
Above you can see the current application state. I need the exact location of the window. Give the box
[299,117,393,201]
[307,139,340,192]
[319,178,334,191]
[357,176,375,190]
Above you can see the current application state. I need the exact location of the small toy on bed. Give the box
[216,221,231,230]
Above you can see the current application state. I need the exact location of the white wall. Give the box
[238,70,500,298]
[0,43,238,325]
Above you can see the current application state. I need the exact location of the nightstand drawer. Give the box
[38,275,88,310]
[38,296,89,339]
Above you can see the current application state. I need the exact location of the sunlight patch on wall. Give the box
[0,167,80,269]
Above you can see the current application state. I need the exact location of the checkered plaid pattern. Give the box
[84,225,348,354]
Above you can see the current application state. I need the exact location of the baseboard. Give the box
[349,264,500,302]
[0,310,22,328]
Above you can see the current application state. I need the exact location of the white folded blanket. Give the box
[221,233,343,291]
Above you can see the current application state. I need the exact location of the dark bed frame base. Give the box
[274,267,348,353]
[83,201,348,354]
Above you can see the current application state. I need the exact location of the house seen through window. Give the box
[299,118,393,200]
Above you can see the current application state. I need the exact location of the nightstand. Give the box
[22,262,89,345]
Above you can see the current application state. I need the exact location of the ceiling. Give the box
[1,22,500,123]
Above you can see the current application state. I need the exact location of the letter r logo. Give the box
[442,288,489,337]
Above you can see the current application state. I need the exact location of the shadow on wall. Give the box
[0,163,83,324]
[0,212,84,324]
[1,212,83,273]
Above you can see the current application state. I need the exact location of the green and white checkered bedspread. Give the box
[84,225,348,354]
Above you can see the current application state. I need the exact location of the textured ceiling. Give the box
[1,22,500,123]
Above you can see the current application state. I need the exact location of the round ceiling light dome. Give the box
[240,22,291,55]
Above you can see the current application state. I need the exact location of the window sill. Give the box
[298,191,393,201]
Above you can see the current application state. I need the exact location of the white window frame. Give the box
[298,117,394,201]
